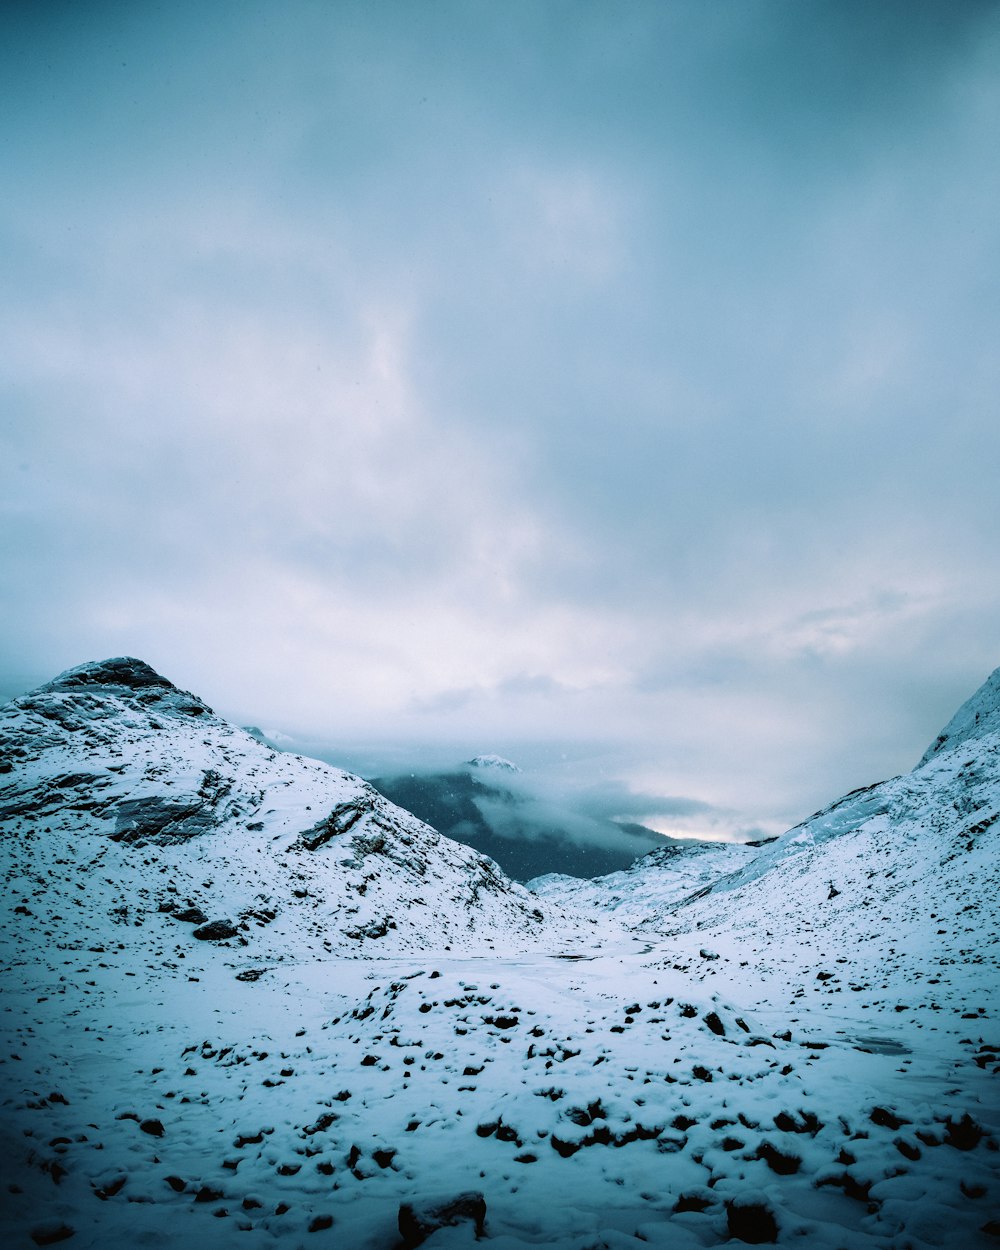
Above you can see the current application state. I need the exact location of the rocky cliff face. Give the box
[0,658,582,958]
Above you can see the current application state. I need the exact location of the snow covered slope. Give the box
[661,666,1000,1035]
[0,657,581,958]
[528,839,767,927]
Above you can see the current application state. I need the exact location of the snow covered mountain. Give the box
[369,763,665,881]
[528,837,769,927]
[0,657,579,957]
[657,667,1000,1034]
[1,658,998,1250]
[466,754,522,773]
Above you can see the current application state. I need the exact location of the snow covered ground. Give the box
[2,659,998,1248]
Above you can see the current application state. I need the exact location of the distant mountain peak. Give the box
[918,664,1000,766]
[466,754,521,773]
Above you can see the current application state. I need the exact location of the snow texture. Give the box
[2,658,999,1249]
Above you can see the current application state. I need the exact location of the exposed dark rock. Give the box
[398,1192,487,1248]
[945,1113,984,1151]
[870,1106,908,1130]
[192,920,239,941]
[93,1175,126,1200]
[174,906,209,925]
[674,1191,713,1213]
[30,1226,75,1246]
[37,657,212,715]
[726,1195,779,1243]
[139,1119,164,1137]
[483,1014,519,1029]
[755,1141,800,1174]
[817,1171,873,1203]
[773,1110,823,1136]
[295,800,370,851]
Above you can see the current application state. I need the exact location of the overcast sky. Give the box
[3,1,1000,840]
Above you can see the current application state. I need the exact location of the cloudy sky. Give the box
[3,0,1000,840]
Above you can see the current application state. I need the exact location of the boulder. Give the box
[398,1191,486,1247]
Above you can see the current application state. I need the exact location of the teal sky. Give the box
[3,1,1000,838]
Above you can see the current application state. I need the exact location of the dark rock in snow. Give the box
[398,1192,487,1247]
[726,1194,779,1243]
[870,1106,908,1130]
[944,1113,984,1151]
[674,1190,713,1213]
[173,906,209,925]
[755,1141,800,1174]
[192,920,239,941]
[30,1226,75,1246]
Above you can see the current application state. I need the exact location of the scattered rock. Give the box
[93,1175,127,1199]
[755,1141,800,1174]
[174,907,208,925]
[726,1194,779,1243]
[945,1113,984,1151]
[870,1106,908,1130]
[398,1192,487,1248]
[30,1226,75,1247]
[192,920,239,941]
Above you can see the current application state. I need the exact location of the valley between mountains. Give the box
[1,659,998,1249]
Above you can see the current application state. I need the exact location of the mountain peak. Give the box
[918,665,1000,766]
[41,656,177,692]
[466,754,521,773]
[30,656,214,718]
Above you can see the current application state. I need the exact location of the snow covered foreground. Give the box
[1,660,998,1249]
